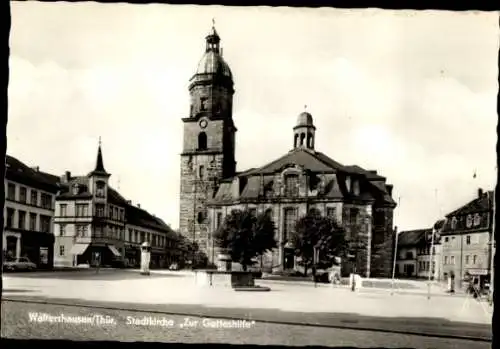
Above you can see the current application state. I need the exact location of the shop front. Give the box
[124,245,140,268]
[20,231,54,269]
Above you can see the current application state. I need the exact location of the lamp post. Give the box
[391,225,399,296]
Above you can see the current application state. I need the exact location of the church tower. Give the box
[179,23,237,255]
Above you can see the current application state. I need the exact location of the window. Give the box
[200,97,208,111]
[450,256,455,265]
[96,181,106,198]
[7,183,16,200]
[40,215,51,233]
[30,190,38,205]
[95,204,105,217]
[444,256,448,265]
[59,204,67,217]
[307,133,313,148]
[300,133,305,146]
[466,214,473,228]
[265,208,273,218]
[18,210,26,230]
[248,208,257,217]
[6,208,15,228]
[72,184,79,195]
[76,204,88,217]
[59,246,65,256]
[350,208,359,225]
[465,255,470,264]
[59,224,66,236]
[29,213,37,231]
[294,134,299,148]
[19,187,27,203]
[406,251,413,259]
[108,206,113,219]
[216,212,223,229]
[198,132,207,150]
[352,180,360,196]
[283,208,297,242]
[41,193,52,209]
[309,208,320,216]
[451,217,458,230]
[473,213,481,226]
[473,255,477,264]
[466,235,471,245]
[199,165,205,179]
[432,246,436,255]
[345,176,351,192]
[284,174,299,197]
[445,237,449,242]
[197,211,206,224]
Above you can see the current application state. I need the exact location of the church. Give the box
[178,25,397,277]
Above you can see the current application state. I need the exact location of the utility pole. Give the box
[391,196,401,295]
[490,188,495,305]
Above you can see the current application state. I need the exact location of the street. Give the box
[1,269,493,347]
[0,300,491,349]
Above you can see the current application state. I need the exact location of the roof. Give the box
[398,229,430,247]
[296,112,314,127]
[125,204,176,236]
[5,155,60,193]
[88,144,109,177]
[210,148,396,206]
[56,176,127,205]
[446,191,493,217]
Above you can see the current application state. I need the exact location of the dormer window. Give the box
[451,217,458,230]
[466,214,473,228]
[473,213,481,226]
[352,180,360,196]
[345,176,351,192]
[72,184,79,195]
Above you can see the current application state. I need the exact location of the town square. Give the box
[2,2,498,348]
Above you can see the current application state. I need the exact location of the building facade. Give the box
[124,204,180,269]
[440,188,493,289]
[3,156,60,268]
[178,26,397,277]
[53,142,178,268]
[396,223,442,280]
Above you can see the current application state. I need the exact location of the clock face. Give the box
[199,119,208,129]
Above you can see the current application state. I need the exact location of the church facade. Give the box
[178,26,397,277]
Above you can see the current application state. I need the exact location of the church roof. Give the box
[210,148,396,206]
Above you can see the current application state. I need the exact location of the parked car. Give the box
[3,257,37,272]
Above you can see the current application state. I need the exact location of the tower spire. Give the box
[89,137,109,177]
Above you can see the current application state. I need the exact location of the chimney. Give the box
[137,203,141,208]
[478,188,483,198]
[31,166,40,172]
[60,171,71,183]
[386,184,393,197]
[126,200,132,205]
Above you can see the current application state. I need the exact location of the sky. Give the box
[8,3,499,231]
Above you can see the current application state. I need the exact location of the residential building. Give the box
[3,155,59,268]
[396,220,443,280]
[178,25,397,277]
[440,188,493,289]
[124,203,180,268]
[53,142,178,268]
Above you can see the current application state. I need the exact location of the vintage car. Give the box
[3,257,37,272]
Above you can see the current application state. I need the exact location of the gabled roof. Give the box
[57,176,127,206]
[5,155,60,193]
[446,191,493,217]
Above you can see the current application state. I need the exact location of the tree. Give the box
[291,210,348,276]
[213,209,277,271]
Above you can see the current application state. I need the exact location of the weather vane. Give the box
[304,105,307,111]
[212,18,215,26]
[98,136,102,147]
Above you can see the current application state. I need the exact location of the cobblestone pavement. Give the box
[1,300,491,349]
[3,271,493,326]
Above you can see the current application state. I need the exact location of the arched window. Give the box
[199,165,205,179]
[300,133,306,146]
[198,132,207,150]
[197,211,206,224]
[265,208,273,218]
[96,181,106,198]
[307,133,312,148]
[294,134,299,148]
[309,207,320,216]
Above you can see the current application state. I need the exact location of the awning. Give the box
[107,245,121,257]
[70,244,90,255]
[466,269,489,276]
